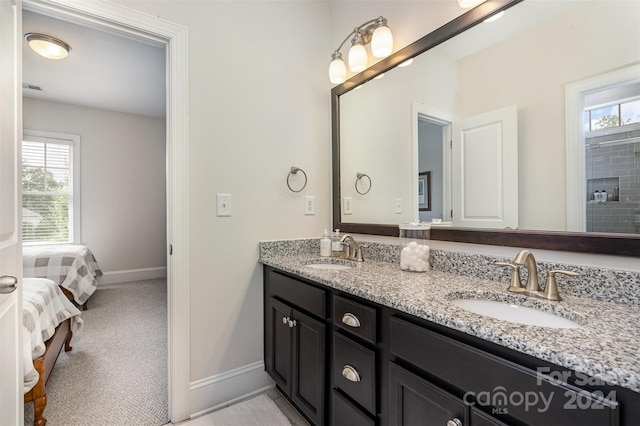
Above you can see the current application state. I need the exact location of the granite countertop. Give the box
[260,253,640,394]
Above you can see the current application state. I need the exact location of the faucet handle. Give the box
[496,261,523,292]
[543,270,579,301]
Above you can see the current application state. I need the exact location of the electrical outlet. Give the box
[304,196,315,215]
[216,194,232,217]
[394,198,402,214]
[343,197,352,215]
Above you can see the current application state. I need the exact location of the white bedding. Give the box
[23,244,103,305]
[22,278,83,394]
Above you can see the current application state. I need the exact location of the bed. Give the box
[23,244,103,310]
[23,277,83,426]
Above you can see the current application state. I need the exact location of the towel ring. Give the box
[287,166,307,193]
[355,172,372,195]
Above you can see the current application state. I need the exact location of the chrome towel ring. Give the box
[287,166,307,193]
[355,172,372,195]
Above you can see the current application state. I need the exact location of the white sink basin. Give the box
[305,263,354,270]
[451,299,581,329]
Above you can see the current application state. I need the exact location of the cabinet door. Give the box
[470,407,510,426]
[292,308,326,426]
[389,363,467,426]
[265,297,293,394]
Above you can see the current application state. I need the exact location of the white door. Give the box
[0,0,23,424]
[452,105,518,229]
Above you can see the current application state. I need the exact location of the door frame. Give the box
[565,63,640,233]
[412,103,453,223]
[21,0,190,421]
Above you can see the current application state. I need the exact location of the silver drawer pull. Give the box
[341,313,361,328]
[282,316,288,325]
[342,365,361,382]
[447,418,463,426]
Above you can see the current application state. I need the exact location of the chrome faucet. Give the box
[339,234,367,262]
[496,250,579,301]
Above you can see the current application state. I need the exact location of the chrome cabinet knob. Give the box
[341,365,361,382]
[288,319,297,328]
[447,418,463,426]
[282,316,288,325]
[341,313,361,328]
[0,275,18,294]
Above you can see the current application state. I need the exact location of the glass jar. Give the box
[399,222,431,272]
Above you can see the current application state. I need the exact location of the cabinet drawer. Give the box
[333,333,376,414]
[332,390,375,426]
[333,295,377,344]
[390,316,619,426]
[268,270,326,318]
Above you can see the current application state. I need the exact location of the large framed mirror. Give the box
[332,0,640,256]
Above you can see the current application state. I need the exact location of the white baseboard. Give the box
[98,266,167,285]
[189,361,275,419]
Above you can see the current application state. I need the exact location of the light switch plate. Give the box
[343,197,352,215]
[394,198,402,214]
[216,194,232,217]
[304,196,315,215]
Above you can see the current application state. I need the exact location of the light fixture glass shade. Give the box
[348,43,368,72]
[371,25,393,58]
[484,11,505,22]
[25,33,71,60]
[457,0,485,8]
[329,57,347,84]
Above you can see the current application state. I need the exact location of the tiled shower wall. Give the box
[585,137,639,234]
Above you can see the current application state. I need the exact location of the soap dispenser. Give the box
[320,229,331,257]
[331,229,343,257]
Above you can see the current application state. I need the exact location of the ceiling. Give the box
[22,9,166,119]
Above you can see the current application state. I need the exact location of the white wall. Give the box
[22,98,167,277]
[106,0,332,413]
[100,0,471,415]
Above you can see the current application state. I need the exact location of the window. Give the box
[22,131,80,244]
[584,98,640,132]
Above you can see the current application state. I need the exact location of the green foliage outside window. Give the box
[22,163,70,243]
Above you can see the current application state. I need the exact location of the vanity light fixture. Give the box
[25,33,72,60]
[329,16,393,84]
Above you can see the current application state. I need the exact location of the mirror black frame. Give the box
[331,0,640,257]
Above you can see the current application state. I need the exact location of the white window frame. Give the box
[22,129,81,244]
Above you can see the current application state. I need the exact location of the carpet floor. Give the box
[25,279,168,426]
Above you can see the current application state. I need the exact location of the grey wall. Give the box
[23,97,167,273]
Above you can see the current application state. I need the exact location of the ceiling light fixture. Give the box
[329,16,393,84]
[24,33,72,60]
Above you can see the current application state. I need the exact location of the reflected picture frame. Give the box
[419,171,431,211]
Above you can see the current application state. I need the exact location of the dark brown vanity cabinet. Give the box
[264,269,327,426]
[263,266,639,426]
[389,315,620,426]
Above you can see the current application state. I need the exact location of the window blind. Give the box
[22,138,73,243]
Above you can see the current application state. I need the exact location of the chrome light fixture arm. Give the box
[330,17,385,57]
